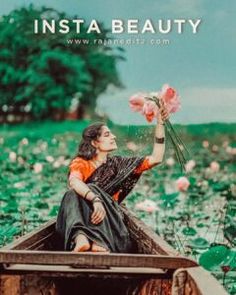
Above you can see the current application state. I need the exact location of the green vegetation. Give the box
[0,6,123,119]
[0,121,236,293]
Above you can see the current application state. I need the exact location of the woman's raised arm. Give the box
[147,101,169,166]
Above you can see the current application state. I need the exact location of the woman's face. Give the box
[93,126,117,152]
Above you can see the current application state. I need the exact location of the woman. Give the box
[56,103,169,253]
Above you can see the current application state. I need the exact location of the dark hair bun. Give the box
[77,123,105,160]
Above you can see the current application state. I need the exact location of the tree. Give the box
[0,5,124,119]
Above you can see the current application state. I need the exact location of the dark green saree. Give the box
[56,156,144,252]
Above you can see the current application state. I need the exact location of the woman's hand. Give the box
[91,201,106,224]
[157,100,169,123]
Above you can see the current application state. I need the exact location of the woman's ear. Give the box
[91,140,98,148]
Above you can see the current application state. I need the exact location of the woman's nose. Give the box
[111,134,116,139]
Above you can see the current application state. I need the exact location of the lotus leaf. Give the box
[182,227,197,236]
[188,237,210,249]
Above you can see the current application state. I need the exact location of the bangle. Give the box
[92,196,102,204]
[155,137,165,144]
[84,190,91,200]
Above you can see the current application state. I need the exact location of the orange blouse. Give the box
[69,157,153,201]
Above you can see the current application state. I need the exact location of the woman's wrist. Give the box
[84,190,102,203]
[92,196,102,204]
[84,190,91,199]
[84,190,96,201]
[155,137,165,144]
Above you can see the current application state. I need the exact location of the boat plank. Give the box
[1,219,56,250]
[1,207,178,256]
[2,264,170,278]
[122,206,178,256]
[0,250,197,269]
[0,209,227,295]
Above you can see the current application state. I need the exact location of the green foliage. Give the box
[0,121,236,293]
[0,6,123,119]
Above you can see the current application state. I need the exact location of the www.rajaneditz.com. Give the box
[67,38,170,46]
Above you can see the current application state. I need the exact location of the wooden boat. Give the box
[0,206,228,295]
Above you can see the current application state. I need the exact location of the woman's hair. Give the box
[76,122,105,160]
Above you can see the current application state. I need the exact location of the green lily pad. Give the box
[160,192,179,201]
[34,201,49,209]
[226,203,236,217]
[189,193,201,199]
[160,193,179,209]
[227,251,236,269]
[49,205,59,216]
[224,224,236,246]
[199,245,235,271]
[229,285,236,294]
[182,227,197,236]
[188,237,210,249]
[0,226,21,239]
[196,223,205,228]
[212,182,229,192]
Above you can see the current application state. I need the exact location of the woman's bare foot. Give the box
[91,242,110,253]
[73,234,90,252]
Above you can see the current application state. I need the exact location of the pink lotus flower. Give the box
[226,147,236,155]
[212,145,219,153]
[46,155,54,163]
[202,140,209,148]
[33,163,43,173]
[166,157,175,166]
[53,161,61,168]
[129,93,145,112]
[14,181,26,189]
[210,161,220,173]
[185,160,196,172]
[142,101,158,122]
[176,176,190,192]
[232,148,236,155]
[20,138,29,145]
[129,85,188,173]
[160,84,181,113]
[135,200,158,213]
[9,151,17,162]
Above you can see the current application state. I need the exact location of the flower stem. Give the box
[145,95,189,172]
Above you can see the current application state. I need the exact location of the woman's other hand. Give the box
[158,100,169,123]
[91,201,106,224]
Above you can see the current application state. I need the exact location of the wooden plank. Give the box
[0,250,197,269]
[1,208,177,255]
[20,232,54,250]
[1,207,178,255]
[2,264,167,274]
[122,206,178,256]
[187,267,228,295]
[1,219,56,250]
